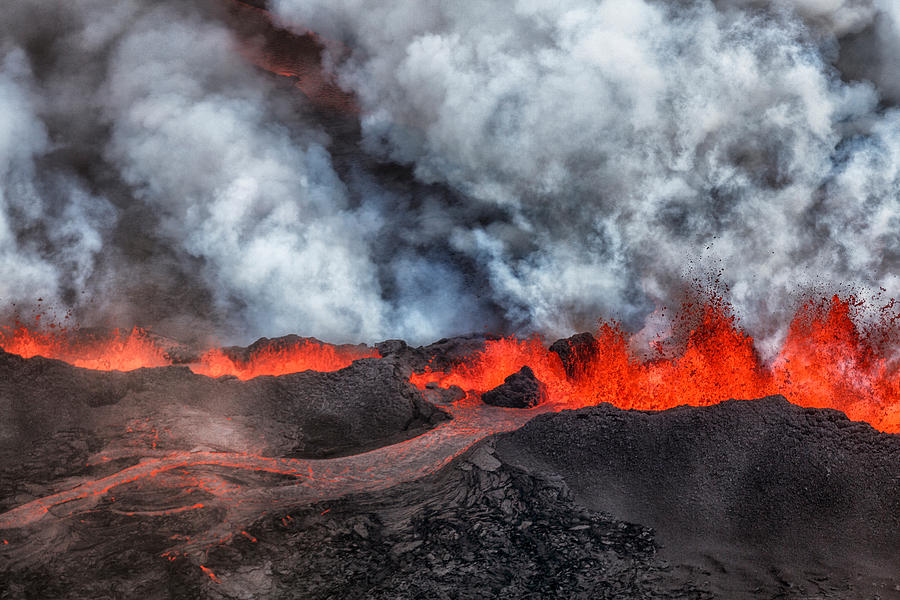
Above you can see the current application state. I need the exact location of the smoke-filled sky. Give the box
[0,0,898,351]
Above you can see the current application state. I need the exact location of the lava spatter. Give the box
[0,325,170,372]
[410,295,900,433]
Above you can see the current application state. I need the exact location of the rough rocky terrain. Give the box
[376,334,500,373]
[497,396,900,599]
[0,348,447,517]
[0,440,708,600]
[1,338,898,599]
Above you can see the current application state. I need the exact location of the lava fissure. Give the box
[2,294,898,434]
[409,295,900,433]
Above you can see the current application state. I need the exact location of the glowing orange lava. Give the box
[2,295,897,431]
[411,295,900,433]
[192,340,379,380]
[0,325,170,371]
[0,325,377,378]
[200,565,220,583]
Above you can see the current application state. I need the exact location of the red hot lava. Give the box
[0,325,170,372]
[1,294,898,431]
[192,340,379,380]
[0,325,377,379]
[410,295,900,433]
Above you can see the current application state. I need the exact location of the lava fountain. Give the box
[410,295,900,433]
[2,293,898,431]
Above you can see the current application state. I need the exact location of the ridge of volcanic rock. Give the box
[216,334,373,365]
[0,349,447,464]
[376,333,502,374]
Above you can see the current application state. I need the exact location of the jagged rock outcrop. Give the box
[376,334,501,374]
[481,366,547,408]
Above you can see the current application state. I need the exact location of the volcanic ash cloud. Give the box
[272,0,900,346]
[1,0,899,350]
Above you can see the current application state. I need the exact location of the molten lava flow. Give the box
[200,565,220,583]
[0,400,542,553]
[193,340,379,380]
[411,295,900,433]
[0,325,170,371]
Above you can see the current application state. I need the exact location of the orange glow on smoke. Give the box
[411,295,900,433]
[0,325,170,371]
[192,340,379,380]
[223,0,358,114]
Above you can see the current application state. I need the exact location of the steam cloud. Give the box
[1,0,898,351]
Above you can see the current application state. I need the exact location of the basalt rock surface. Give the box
[376,333,501,374]
[0,442,708,600]
[1,339,899,599]
[421,381,467,406]
[496,395,900,599]
[0,349,448,516]
[198,442,712,600]
[481,366,547,408]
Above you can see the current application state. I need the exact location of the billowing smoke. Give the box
[0,0,898,351]
[272,0,900,350]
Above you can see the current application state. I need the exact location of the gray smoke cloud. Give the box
[271,0,900,351]
[0,0,898,351]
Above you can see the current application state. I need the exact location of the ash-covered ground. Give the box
[1,335,898,599]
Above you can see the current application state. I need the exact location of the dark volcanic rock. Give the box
[481,366,546,408]
[182,442,705,600]
[2,384,899,598]
[0,442,700,599]
[267,358,449,456]
[0,348,448,494]
[376,333,501,374]
[549,332,599,378]
[218,334,373,365]
[496,395,900,599]
[422,381,466,405]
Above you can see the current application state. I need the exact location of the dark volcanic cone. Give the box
[481,366,547,408]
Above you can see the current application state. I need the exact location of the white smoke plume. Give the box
[0,0,898,349]
[272,0,900,348]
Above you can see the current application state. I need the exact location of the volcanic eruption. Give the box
[1,0,899,598]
